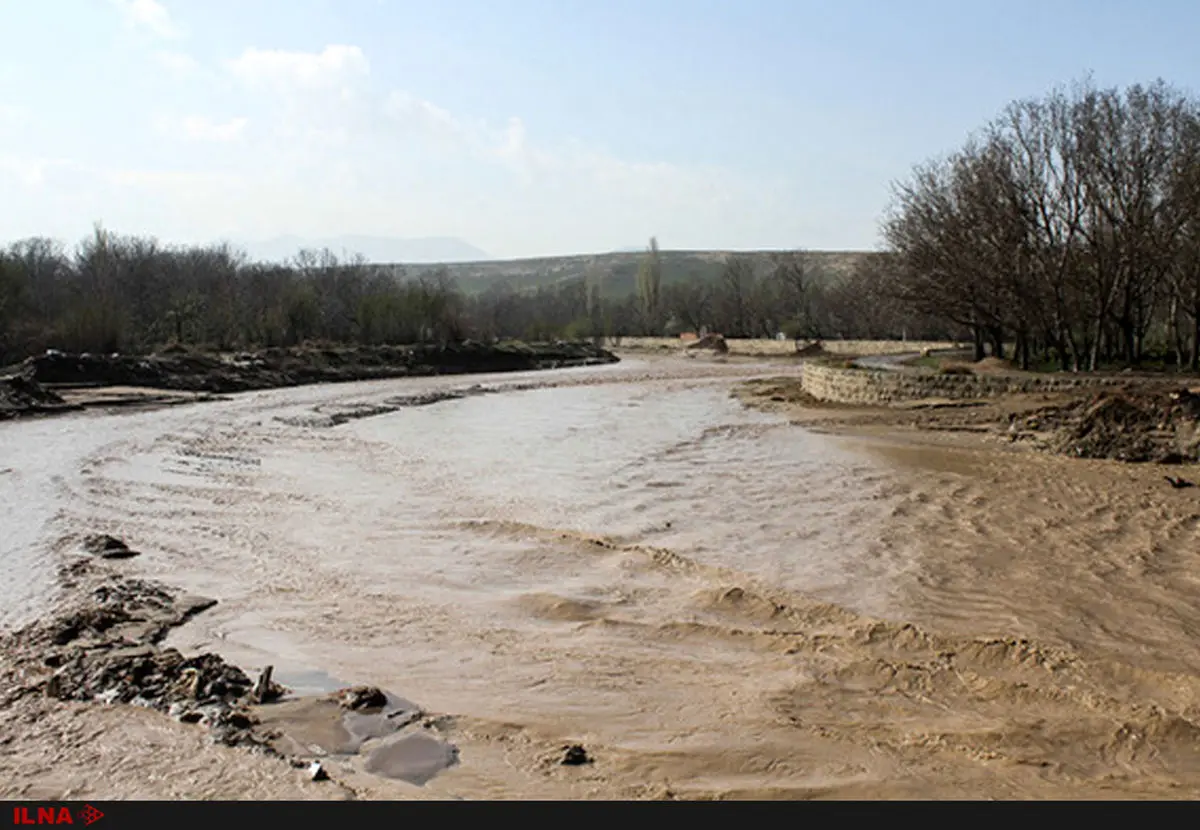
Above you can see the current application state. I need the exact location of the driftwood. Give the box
[252,665,275,703]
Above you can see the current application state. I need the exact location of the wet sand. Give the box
[4,354,1200,799]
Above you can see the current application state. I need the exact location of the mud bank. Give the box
[1,341,618,419]
[0,553,464,800]
[737,376,1200,464]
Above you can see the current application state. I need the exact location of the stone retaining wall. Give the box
[617,337,961,356]
[801,362,1131,406]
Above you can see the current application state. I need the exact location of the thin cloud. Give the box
[0,155,83,189]
[103,166,242,190]
[111,0,183,39]
[1,40,767,256]
[182,115,248,142]
[0,105,31,137]
[385,91,459,135]
[227,45,369,90]
[383,91,535,166]
[381,87,735,202]
[153,114,249,142]
[153,50,200,76]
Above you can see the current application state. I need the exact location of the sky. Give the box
[1,0,1198,259]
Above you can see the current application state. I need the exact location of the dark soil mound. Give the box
[1056,394,1164,462]
[685,334,729,353]
[21,341,619,397]
[0,372,77,419]
[3,557,274,749]
[1012,387,1200,463]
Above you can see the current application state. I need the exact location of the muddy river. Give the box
[7,354,1200,799]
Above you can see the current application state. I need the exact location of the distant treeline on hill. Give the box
[0,227,950,366]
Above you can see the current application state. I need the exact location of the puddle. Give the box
[363,731,460,785]
[257,698,363,756]
[343,692,423,745]
[272,667,347,696]
[254,685,449,785]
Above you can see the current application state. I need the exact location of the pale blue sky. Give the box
[1,0,1197,258]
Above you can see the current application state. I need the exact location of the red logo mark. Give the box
[11,805,102,826]
[12,807,72,825]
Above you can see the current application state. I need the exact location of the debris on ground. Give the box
[685,334,729,354]
[0,372,79,420]
[0,555,276,750]
[740,374,1200,469]
[0,554,459,794]
[82,534,140,559]
[332,686,389,711]
[561,744,592,766]
[252,665,286,704]
[1007,386,1200,463]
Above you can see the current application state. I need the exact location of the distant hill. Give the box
[404,250,874,297]
[241,235,491,264]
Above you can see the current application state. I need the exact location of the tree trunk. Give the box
[1192,307,1200,372]
[1169,295,1184,369]
[1061,331,1074,371]
[990,327,1005,360]
[1123,321,1137,368]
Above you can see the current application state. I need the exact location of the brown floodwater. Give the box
[7,353,1200,799]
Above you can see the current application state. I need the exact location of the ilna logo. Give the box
[12,806,104,826]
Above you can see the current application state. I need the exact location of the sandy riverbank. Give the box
[4,357,1200,799]
[736,375,1200,670]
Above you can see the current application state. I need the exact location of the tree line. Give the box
[0,226,943,366]
[883,76,1200,370]
[7,77,1196,372]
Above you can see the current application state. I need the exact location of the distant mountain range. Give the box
[239,235,492,264]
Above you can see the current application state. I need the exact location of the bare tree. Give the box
[716,254,756,337]
[770,251,825,340]
[885,76,1200,371]
[636,237,663,334]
